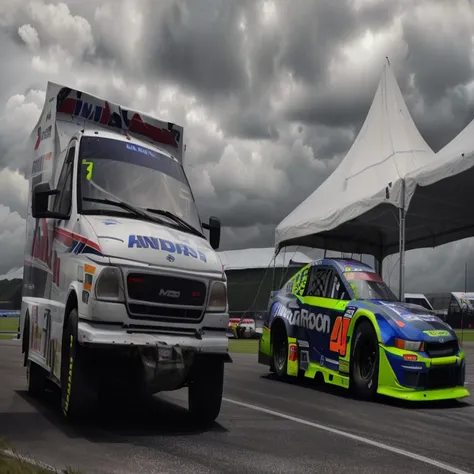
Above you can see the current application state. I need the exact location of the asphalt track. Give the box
[0,339,473,474]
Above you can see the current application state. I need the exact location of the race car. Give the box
[258,258,469,401]
[227,317,257,339]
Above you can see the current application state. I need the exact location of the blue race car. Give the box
[258,258,469,401]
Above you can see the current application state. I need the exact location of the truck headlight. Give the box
[207,281,227,313]
[95,267,125,302]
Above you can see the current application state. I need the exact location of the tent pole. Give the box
[398,180,406,302]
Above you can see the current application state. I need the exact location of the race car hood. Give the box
[366,300,457,342]
[83,215,223,274]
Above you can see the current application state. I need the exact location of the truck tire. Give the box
[188,356,224,428]
[350,320,379,400]
[23,312,47,396]
[60,308,98,421]
[27,360,47,396]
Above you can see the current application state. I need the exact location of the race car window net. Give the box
[305,268,348,300]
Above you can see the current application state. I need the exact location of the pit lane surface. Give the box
[0,339,473,474]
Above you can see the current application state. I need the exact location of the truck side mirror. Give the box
[202,216,221,250]
[32,182,67,219]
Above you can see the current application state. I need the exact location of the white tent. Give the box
[402,116,474,250]
[275,59,435,268]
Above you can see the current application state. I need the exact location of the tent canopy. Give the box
[402,116,474,252]
[275,59,435,262]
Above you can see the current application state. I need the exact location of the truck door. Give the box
[51,140,77,298]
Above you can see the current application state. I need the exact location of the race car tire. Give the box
[60,308,99,421]
[188,356,224,428]
[350,320,379,400]
[272,325,288,379]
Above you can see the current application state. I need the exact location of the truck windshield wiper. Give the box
[145,208,205,238]
[83,197,164,225]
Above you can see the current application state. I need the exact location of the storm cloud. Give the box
[0,0,474,294]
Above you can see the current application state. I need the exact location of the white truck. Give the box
[19,82,231,426]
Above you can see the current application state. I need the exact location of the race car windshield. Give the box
[78,136,202,231]
[344,271,398,302]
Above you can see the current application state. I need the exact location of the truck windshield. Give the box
[78,136,202,230]
[344,271,398,302]
[405,297,433,310]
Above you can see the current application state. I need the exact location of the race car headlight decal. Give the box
[95,267,125,302]
[206,281,227,313]
[394,338,424,352]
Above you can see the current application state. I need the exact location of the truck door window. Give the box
[53,146,75,215]
[449,297,461,314]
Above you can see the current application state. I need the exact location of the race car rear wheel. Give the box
[350,320,379,400]
[272,325,288,379]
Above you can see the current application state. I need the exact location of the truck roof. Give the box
[34,81,185,165]
[82,129,178,164]
[404,293,428,299]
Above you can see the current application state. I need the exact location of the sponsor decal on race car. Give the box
[402,314,439,322]
[423,330,450,337]
[343,306,356,319]
[270,302,331,333]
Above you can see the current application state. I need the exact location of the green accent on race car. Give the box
[423,330,450,337]
[303,362,350,389]
[381,345,465,367]
[291,264,310,296]
[287,336,298,376]
[377,345,470,401]
[259,326,272,356]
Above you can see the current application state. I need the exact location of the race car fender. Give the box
[340,307,383,372]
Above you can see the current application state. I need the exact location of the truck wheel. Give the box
[27,361,47,396]
[350,320,379,400]
[272,326,288,380]
[60,308,98,421]
[188,356,224,428]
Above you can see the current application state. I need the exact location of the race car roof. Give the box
[316,258,375,274]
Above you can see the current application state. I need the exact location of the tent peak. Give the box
[275,61,436,257]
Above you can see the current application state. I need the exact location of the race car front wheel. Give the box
[350,320,379,400]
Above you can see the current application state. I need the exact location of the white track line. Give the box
[1,449,63,473]
[223,398,472,474]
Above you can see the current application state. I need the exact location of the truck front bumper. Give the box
[78,321,231,359]
[77,321,231,393]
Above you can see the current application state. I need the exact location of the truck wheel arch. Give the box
[64,290,78,328]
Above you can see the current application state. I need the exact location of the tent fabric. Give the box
[402,117,474,252]
[218,247,312,271]
[274,60,436,261]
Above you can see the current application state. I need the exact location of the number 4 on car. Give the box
[258,258,470,402]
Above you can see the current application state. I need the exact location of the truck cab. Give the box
[20,83,230,426]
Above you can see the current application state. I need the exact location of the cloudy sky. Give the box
[0,0,474,294]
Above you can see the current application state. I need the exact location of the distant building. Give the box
[218,247,312,319]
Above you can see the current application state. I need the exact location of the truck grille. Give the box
[126,273,207,323]
[424,339,458,358]
[127,273,206,306]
